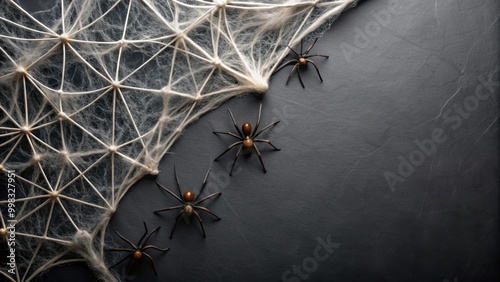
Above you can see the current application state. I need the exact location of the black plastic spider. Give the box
[108,222,169,276]
[213,103,280,175]
[154,166,221,239]
[274,38,329,88]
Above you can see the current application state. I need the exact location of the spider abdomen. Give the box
[183,191,195,202]
[133,250,143,260]
[242,122,252,136]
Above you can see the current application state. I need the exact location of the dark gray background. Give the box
[36,0,499,281]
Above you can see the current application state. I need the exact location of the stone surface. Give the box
[40,0,500,281]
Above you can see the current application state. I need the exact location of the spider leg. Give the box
[213,131,243,140]
[251,103,262,136]
[195,167,211,202]
[287,46,300,57]
[142,252,159,276]
[194,192,221,205]
[304,54,329,59]
[274,59,298,74]
[108,253,132,269]
[295,65,305,88]
[173,165,183,198]
[252,143,267,173]
[142,245,170,252]
[195,206,221,220]
[141,225,161,247]
[108,248,135,252]
[300,38,303,55]
[306,59,324,82]
[229,145,243,176]
[125,257,136,277]
[285,64,299,85]
[136,222,149,247]
[154,204,184,213]
[155,182,184,204]
[214,141,243,161]
[228,109,243,136]
[114,231,137,249]
[170,210,184,239]
[253,120,280,138]
[192,210,206,238]
[254,139,281,150]
[304,37,319,55]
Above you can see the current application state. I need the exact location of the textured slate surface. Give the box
[38,0,499,281]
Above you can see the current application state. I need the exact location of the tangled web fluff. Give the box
[0,0,357,280]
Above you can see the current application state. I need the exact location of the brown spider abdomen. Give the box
[243,137,253,149]
[133,250,143,260]
[242,123,252,137]
[183,191,195,202]
[299,57,307,65]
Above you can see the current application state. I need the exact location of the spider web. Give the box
[0,0,357,280]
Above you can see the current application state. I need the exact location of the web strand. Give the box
[0,0,357,280]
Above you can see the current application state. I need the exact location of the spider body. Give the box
[274,38,329,88]
[133,250,142,260]
[243,137,253,149]
[241,123,255,149]
[183,191,195,202]
[242,123,252,136]
[108,222,169,276]
[154,166,221,239]
[213,104,280,175]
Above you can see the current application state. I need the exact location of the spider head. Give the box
[299,57,307,65]
[183,191,195,202]
[133,250,143,260]
[242,123,252,137]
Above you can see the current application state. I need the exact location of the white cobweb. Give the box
[0,0,357,280]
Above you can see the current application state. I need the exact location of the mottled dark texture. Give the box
[38,0,499,281]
